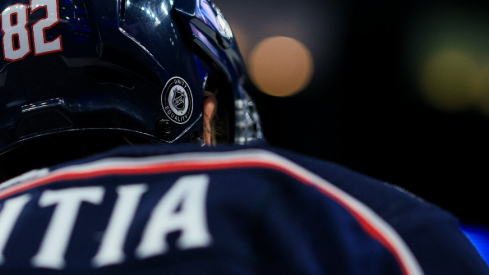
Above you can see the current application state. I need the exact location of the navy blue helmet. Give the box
[0,0,263,162]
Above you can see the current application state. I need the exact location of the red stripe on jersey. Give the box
[0,151,423,275]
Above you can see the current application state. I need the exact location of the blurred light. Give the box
[407,5,489,115]
[248,36,314,97]
[421,50,481,112]
[472,64,489,116]
[461,224,489,265]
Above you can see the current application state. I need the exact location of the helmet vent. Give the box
[84,65,137,89]
[98,44,162,86]
[14,109,73,139]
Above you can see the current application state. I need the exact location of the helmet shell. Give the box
[0,0,263,154]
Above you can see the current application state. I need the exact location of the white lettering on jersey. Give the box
[0,194,31,265]
[135,175,212,259]
[92,184,148,268]
[0,175,213,269]
[31,187,105,270]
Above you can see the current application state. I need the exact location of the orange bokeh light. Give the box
[248,36,314,97]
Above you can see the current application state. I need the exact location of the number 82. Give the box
[1,0,62,62]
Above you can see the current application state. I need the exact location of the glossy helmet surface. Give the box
[0,0,263,156]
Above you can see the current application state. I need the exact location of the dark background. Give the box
[215,0,489,228]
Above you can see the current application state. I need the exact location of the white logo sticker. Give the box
[161,77,193,124]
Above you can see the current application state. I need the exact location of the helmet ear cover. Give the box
[174,1,264,145]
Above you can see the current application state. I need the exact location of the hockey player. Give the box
[0,0,487,274]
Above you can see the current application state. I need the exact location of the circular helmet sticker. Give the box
[161,77,193,124]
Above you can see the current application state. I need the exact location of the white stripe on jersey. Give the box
[0,149,424,275]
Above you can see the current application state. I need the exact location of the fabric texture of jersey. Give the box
[0,144,487,274]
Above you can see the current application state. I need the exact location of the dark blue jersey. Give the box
[0,144,487,274]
